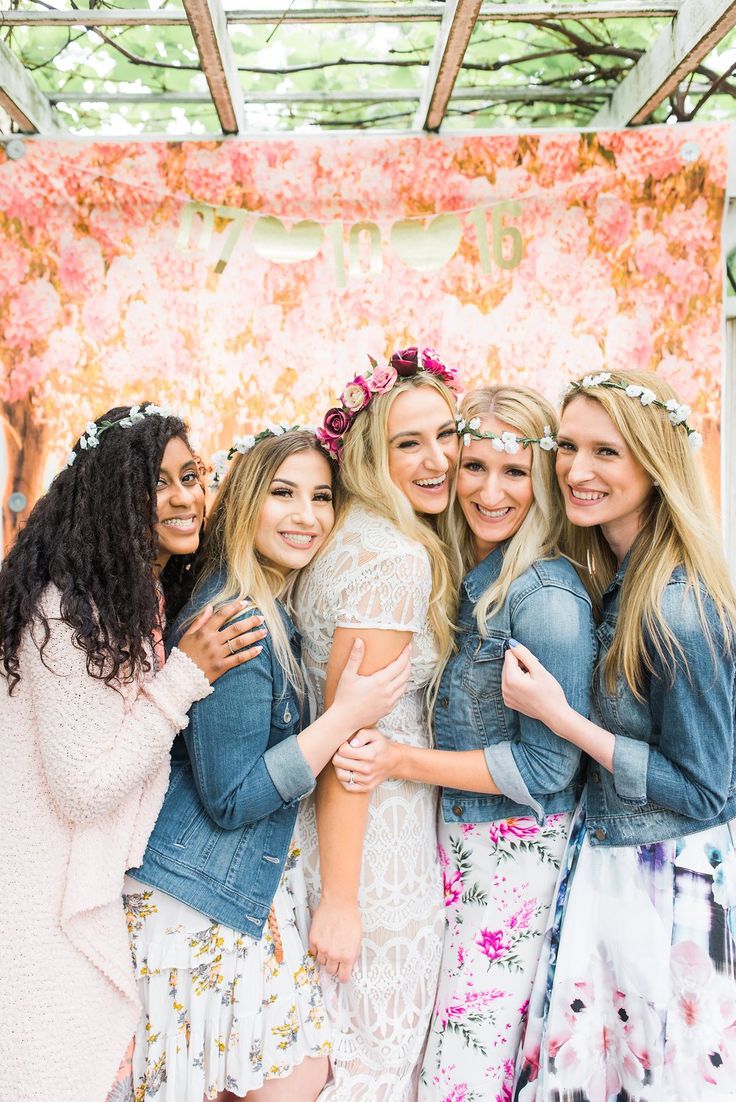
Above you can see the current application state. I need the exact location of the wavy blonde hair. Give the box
[338,373,458,668]
[440,386,563,634]
[558,368,736,698]
[193,431,339,693]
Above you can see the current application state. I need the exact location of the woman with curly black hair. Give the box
[0,404,264,1102]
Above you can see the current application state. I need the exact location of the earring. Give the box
[653,480,660,487]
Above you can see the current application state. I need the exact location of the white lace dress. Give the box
[292,503,445,1102]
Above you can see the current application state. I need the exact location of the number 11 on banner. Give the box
[468,201,524,273]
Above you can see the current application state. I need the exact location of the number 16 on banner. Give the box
[468,201,523,273]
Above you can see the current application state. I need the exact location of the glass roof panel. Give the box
[231,20,433,95]
[5,24,206,101]
[54,98,220,134]
[457,16,667,94]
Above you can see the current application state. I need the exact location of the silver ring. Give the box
[226,639,235,656]
[348,770,356,788]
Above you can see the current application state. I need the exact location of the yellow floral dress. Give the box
[123,844,330,1101]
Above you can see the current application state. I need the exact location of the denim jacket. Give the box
[436,548,595,825]
[128,575,316,938]
[585,559,736,847]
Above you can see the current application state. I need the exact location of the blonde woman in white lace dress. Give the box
[291,348,461,1101]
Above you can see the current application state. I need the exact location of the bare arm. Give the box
[333,732,501,795]
[309,627,411,982]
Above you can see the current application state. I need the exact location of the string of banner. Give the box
[0,136,707,289]
[174,139,704,286]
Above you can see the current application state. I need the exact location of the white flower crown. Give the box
[209,422,317,487]
[562,373,702,449]
[455,414,557,453]
[66,403,180,468]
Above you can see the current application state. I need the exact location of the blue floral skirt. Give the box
[514,803,736,1102]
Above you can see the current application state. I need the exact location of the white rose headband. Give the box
[455,414,558,453]
[562,372,702,450]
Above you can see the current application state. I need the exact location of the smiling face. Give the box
[456,416,534,562]
[556,395,654,561]
[254,448,335,572]
[386,385,459,515]
[155,435,206,571]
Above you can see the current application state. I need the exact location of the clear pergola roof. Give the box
[1,0,736,136]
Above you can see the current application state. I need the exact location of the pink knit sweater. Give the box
[0,588,213,1101]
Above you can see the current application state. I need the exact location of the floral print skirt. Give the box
[421,812,572,1102]
[122,844,331,1102]
[514,803,736,1102]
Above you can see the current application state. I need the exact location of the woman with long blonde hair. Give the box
[125,429,410,1102]
[292,348,459,1100]
[502,370,736,1100]
[333,385,596,1101]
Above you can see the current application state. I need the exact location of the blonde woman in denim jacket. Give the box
[125,431,410,1102]
[333,387,596,1101]
[502,371,736,1101]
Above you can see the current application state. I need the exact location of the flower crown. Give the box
[456,414,557,453]
[317,346,461,463]
[66,403,179,468]
[562,372,702,450]
[210,422,316,486]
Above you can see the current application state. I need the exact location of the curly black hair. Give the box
[0,404,204,694]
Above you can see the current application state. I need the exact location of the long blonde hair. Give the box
[440,386,563,634]
[339,373,458,667]
[194,431,338,693]
[558,368,736,697]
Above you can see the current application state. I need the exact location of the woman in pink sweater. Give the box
[0,404,264,1102]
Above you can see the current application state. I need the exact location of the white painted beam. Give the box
[48,86,615,105]
[414,0,483,131]
[593,0,736,125]
[0,3,682,27]
[182,0,243,133]
[0,39,62,133]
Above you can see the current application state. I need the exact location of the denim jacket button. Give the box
[593,827,607,841]
[452,804,464,818]
[591,771,601,783]
[439,697,449,708]
[283,707,292,723]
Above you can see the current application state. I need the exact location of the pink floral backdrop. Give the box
[0,125,727,546]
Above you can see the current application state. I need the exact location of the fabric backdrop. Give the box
[0,124,728,547]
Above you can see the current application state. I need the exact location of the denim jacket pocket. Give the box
[270,691,300,733]
[172,800,218,852]
[461,635,505,700]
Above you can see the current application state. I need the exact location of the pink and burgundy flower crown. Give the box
[316,346,461,463]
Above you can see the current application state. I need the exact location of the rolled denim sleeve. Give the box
[483,741,545,821]
[184,636,314,830]
[611,736,650,800]
[613,586,735,820]
[491,582,595,813]
[264,736,317,804]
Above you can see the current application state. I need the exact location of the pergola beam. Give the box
[0,38,62,133]
[414,0,483,131]
[593,0,736,125]
[0,2,683,26]
[48,86,618,105]
[182,0,243,133]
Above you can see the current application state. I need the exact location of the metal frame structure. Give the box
[1,0,736,137]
